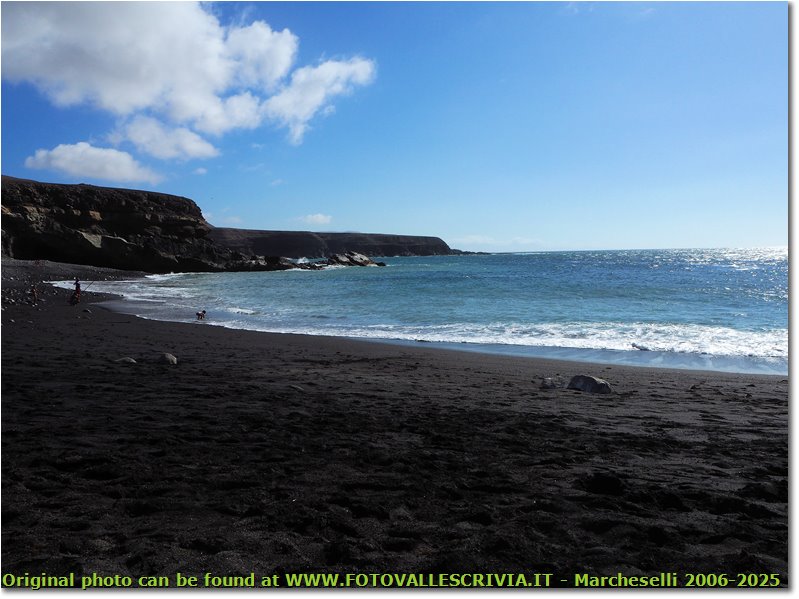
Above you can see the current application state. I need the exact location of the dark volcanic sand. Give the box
[1,259,788,586]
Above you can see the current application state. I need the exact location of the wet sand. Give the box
[1,259,788,587]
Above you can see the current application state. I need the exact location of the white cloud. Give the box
[2,2,376,162]
[25,142,162,184]
[226,20,298,90]
[299,213,333,225]
[125,116,219,160]
[2,3,230,117]
[264,57,376,144]
[194,167,208,175]
[191,91,264,135]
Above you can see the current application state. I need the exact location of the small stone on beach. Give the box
[159,353,178,365]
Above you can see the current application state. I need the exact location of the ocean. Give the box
[57,247,788,375]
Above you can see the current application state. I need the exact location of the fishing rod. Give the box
[65,277,97,304]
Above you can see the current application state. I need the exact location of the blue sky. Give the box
[1,2,787,252]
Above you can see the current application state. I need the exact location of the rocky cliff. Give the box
[1,176,455,273]
[207,228,453,259]
[1,176,234,272]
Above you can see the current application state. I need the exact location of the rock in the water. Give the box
[158,353,178,365]
[114,357,137,364]
[567,374,612,394]
[326,251,385,267]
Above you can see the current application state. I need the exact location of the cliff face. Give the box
[1,176,230,272]
[1,176,455,272]
[207,228,453,259]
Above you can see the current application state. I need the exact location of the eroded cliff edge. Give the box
[1,176,455,273]
[207,228,452,259]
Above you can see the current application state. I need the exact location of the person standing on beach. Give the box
[70,278,81,305]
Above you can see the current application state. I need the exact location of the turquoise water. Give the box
[64,248,788,374]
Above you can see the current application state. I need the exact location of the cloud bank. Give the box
[24,143,162,185]
[3,2,376,183]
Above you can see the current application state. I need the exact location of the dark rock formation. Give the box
[567,375,613,394]
[1,176,456,273]
[1,176,228,273]
[207,227,453,259]
[326,251,385,267]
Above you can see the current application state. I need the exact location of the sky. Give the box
[1,1,788,252]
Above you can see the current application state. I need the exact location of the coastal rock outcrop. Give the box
[326,251,385,267]
[1,176,456,273]
[207,228,453,259]
[1,176,228,273]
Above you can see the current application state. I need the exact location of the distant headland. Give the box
[1,176,468,273]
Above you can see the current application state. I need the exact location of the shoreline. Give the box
[11,256,786,379]
[43,269,787,377]
[95,297,792,378]
[1,258,788,581]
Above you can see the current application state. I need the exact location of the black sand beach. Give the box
[1,259,788,587]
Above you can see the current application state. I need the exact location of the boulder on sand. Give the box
[567,375,612,394]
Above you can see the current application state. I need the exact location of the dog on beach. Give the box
[196,310,206,320]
